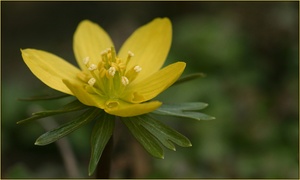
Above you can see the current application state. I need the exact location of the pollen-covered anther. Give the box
[128,51,134,57]
[108,66,116,77]
[83,57,90,65]
[88,64,97,71]
[121,76,129,86]
[134,65,142,73]
[88,78,96,86]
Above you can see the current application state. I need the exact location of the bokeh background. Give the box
[1,1,299,178]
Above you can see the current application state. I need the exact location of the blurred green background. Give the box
[1,1,298,178]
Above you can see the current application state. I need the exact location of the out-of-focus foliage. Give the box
[2,2,298,178]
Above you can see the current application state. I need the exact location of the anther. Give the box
[128,51,134,57]
[88,78,96,86]
[121,76,129,86]
[88,64,97,71]
[134,65,142,73]
[83,57,90,65]
[108,67,116,77]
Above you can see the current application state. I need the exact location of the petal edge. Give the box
[118,18,172,83]
[21,49,81,95]
[105,100,162,117]
[122,62,186,103]
[73,20,114,70]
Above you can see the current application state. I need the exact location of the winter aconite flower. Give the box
[21,18,185,117]
[19,18,214,177]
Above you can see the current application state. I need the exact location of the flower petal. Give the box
[122,62,186,103]
[73,20,114,70]
[105,100,162,117]
[63,80,161,117]
[21,49,81,95]
[63,79,106,109]
[118,18,172,83]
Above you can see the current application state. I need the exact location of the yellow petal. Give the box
[105,100,162,117]
[63,80,106,109]
[73,20,114,70]
[122,62,186,103]
[63,79,161,117]
[21,49,81,95]
[118,18,172,83]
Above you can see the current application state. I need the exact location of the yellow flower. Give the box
[21,18,186,117]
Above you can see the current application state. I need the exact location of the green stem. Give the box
[96,136,113,178]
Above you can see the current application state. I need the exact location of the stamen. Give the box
[88,78,96,86]
[108,66,116,77]
[83,57,90,65]
[88,64,97,71]
[134,65,142,73]
[121,76,129,86]
[126,50,134,65]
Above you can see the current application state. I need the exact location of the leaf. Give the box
[18,93,70,101]
[122,117,164,159]
[158,102,209,111]
[33,100,88,116]
[138,115,192,151]
[35,108,101,146]
[172,73,206,86]
[17,100,89,124]
[152,102,215,121]
[88,113,115,176]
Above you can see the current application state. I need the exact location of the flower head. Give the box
[21,18,185,117]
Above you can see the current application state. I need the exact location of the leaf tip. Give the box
[34,141,39,145]
[88,170,94,177]
[34,139,44,146]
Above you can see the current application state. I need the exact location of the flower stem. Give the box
[96,136,113,178]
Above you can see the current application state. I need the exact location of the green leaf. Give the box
[18,93,70,101]
[35,108,100,146]
[172,73,206,86]
[88,113,115,176]
[138,115,192,151]
[122,117,164,159]
[158,102,209,111]
[152,102,215,121]
[17,100,89,124]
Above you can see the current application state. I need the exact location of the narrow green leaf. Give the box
[17,100,89,124]
[152,102,215,121]
[88,113,115,176]
[18,93,70,101]
[33,100,88,116]
[122,117,164,159]
[138,115,192,150]
[35,108,100,146]
[154,110,215,121]
[172,73,206,86]
[157,102,209,111]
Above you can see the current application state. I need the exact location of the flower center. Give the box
[77,47,142,108]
